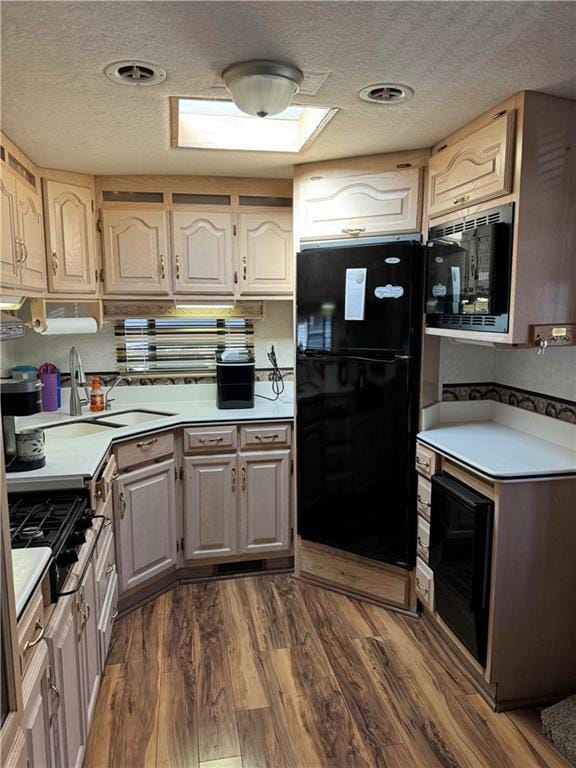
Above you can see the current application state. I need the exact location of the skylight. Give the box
[172,97,337,153]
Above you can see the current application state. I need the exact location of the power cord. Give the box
[255,345,285,401]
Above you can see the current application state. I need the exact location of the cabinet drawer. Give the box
[417,517,430,563]
[183,425,237,453]
[115,431,174,470]
[17,589,45,677]
[91,453,117,511]
[240,423,291,449]
[417,475,432,521]
[415,443,437,479]
[416,557,434,610]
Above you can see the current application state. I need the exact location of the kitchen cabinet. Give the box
[77,559,100,728]
[294,159,423,242]
[102,208,170,294]
[114,459,178,592]
[0,170,46,292]
[1,728,27,768]
[238,211,293,294]
[44,178,97,294]
[239,450,291,555]
[427,110,515,219]
[184,454,238,560]
[172,209,235,294]
[45,596,85,768]
[21,643,54,768]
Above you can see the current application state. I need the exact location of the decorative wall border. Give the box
[442,382,576,424]
[59,368,295,387]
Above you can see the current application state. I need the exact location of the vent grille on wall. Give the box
[438,314,499,328]
[433,211,502,238]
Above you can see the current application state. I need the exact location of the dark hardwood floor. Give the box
[83,575,569,768]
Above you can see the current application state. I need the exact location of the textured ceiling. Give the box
[2,1,575,178]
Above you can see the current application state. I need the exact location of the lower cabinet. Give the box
[21,643,54,768]
[183,448,292,561]
[114,459,178,592]
[77,559,100,729]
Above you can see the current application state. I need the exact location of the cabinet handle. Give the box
[234,270,238,284]
[175,254,181,280]
[49,683,61,725]
[79,597,91,629]
[24,620,45,652]
[199,436,223,444]
[112,608,119,620]
[242,256,247,281]
[254,433,279,442]
[136,437,158,448]
[417,494,431,508]
[415,456,430,470]
[104,517,112,527]
[20,241,28,263]
[241,466,246,491]
[416,578,429,595]
[106,563,114,575]
[15,238,23,263]
[231,467,236,492]
[452,195,470,205]
[51,252,59,275]
[160,254,166,279]
[119,492,126,520]
[342,227,366,236]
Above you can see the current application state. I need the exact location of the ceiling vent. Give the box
[358,83,414,104]
[104,60,167,86]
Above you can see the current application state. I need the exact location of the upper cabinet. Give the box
[172,209,235,295]
[427,110,515,218]
[238,211,293,295]
[0,170,20,288]
[44,177,97,294]
[294,151,427,244]
[102,208,170,294]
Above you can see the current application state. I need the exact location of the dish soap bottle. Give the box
[90,377,104,412]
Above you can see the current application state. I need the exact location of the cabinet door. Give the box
[297,167,420,241]
[172,210,235,294]
[102,209,170,294]
[239,450,291,555]
[21,644,53,768]
[45,597,85,768]
[45,179,97,294]
[78,559,100,729]
[0,171,20,288]
[184,454,238,560]
[427,111,515,218]
[238,212,293,295]
[115,459,177,592]
[16,179,46,291]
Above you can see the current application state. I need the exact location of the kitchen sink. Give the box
[44,421,119,439]
[94,409,175,426]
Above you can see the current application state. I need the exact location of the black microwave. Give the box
[425,203,513,333]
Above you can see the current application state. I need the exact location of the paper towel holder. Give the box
[29,298,104,334]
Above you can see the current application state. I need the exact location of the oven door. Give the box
[429,473,493,665]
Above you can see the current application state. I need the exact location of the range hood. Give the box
[0,311,25,341]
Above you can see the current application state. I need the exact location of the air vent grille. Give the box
[429,203,513,239]
[431,313,509,332]
[105,60,167,87]
[358,83,414,104]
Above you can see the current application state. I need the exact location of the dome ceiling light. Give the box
[358,83,414,104]
[221,60,304,118]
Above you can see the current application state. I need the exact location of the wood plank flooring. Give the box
[83,575,569,768]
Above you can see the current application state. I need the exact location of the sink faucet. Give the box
[105,376,132,410]
[69,346,87,416]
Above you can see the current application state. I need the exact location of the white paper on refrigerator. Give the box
[344,268,367,321]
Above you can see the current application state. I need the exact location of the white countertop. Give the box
[7,382,294,491]
[11,547,52,619]
[418,401,576,479]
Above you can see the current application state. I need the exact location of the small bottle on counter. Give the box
[89,377,104,412]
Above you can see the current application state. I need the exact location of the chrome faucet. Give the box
[105,376,132,410]
[69,346,87,416]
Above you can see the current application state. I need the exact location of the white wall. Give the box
[439,338,576,401]
[7,300,295,374]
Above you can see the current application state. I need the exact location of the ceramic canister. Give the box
[15,428,46,465]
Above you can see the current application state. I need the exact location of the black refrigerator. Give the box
[296,240,424,569]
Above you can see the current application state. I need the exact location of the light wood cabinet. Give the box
[114,459,178,592]
[427,110,515,218]
[0,170,46,292]
[21,643,54,768]
[45,596,85,768]
[239,450,291,555]
[1,728,27,768]
[238,211,293,294]
[77,559,100,728]
[295,165,421,241]
[172,210,235,294]
[184,454,238,560]
[44,179,97,294]
[102,208,170,294]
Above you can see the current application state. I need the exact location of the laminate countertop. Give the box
[11,547,52,619]
[7,382,294,492]
[418,401,576,480]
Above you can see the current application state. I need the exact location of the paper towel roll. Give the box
[40,318,98,335]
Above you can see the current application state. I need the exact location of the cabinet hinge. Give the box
[233,224,237,236]
[179,466,184,480]
[99,267,104,283]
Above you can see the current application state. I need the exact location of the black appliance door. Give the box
[297,353,416,568]
[429,474,493,664]
[297,242,420,355]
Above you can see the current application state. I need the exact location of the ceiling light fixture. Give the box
[358,83,414,104]
[221,60,304,118]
